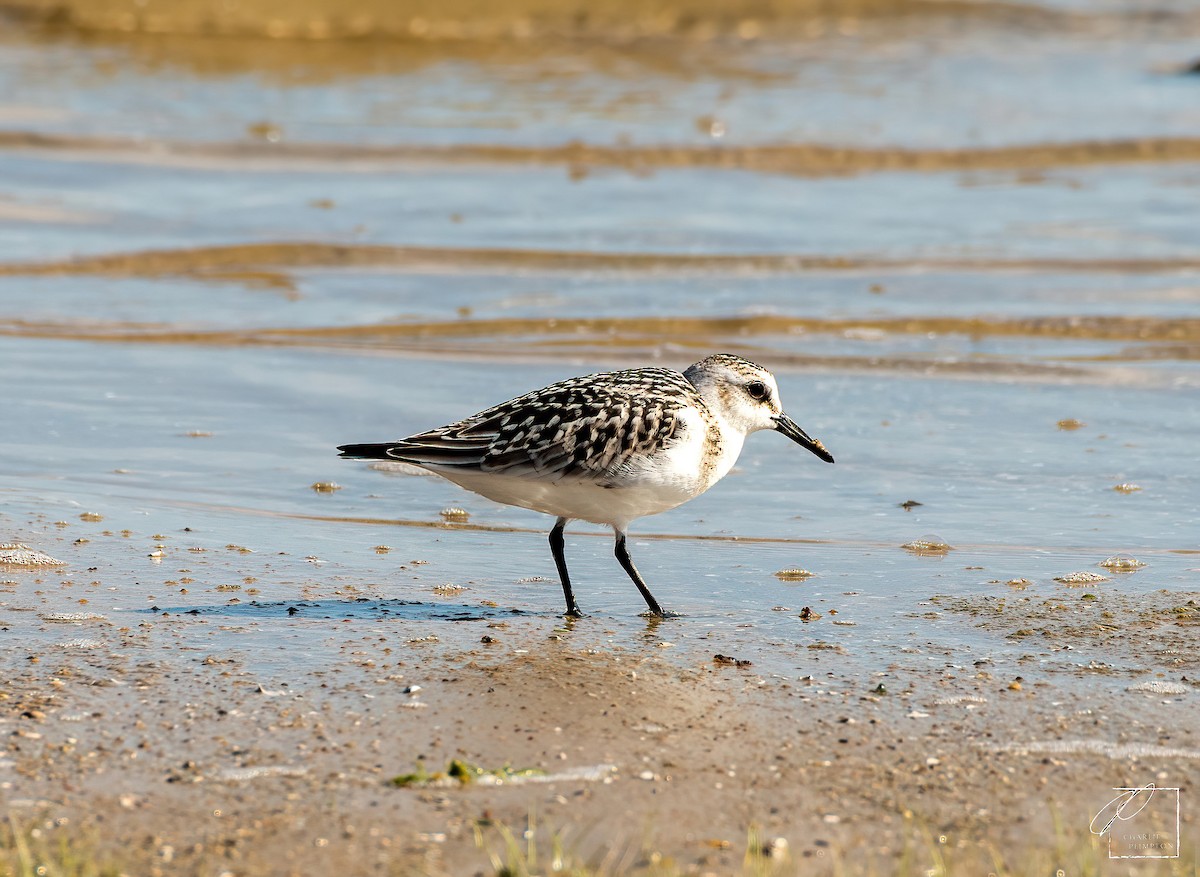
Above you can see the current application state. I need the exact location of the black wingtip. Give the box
[337,443,395,460]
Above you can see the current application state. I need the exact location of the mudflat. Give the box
[4,536,1197,874]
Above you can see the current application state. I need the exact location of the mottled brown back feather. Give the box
[381,368,701,482]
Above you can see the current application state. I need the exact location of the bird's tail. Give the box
[337,443,398,460]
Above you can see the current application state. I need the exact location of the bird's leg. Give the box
[613,530,665,617]
[549,517,583,617]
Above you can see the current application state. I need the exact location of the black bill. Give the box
[773,414,835,464]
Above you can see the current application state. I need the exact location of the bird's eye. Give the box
[746,381,769,401]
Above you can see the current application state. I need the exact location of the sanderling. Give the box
[338,354,834,617]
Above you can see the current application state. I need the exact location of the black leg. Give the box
[613,530,665,617]
[549,517,583,617]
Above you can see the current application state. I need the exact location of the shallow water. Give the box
[2,5,1199,716]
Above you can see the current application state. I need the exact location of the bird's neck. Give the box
[704,412,747,487]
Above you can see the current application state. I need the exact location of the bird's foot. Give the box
[640,609,685,621]
[563,607,586,619]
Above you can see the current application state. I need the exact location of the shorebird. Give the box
[338,354,834,616]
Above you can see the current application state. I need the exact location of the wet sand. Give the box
[8,129,1200,176]
[4,563,1196,876]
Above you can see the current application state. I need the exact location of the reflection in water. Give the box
[146,597,533,621]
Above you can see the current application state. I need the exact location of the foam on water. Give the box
[989,740,1200,760]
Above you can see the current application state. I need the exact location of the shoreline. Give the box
[4,601,1196,874]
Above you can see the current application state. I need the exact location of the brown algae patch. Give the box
[1054,571,1108,586]
[902,535,952,555]
[0,0,1081,42]
[1056,418,1086,431]
[1112,482,1143,493]
[0,542,66,567]
[12,241,1200,284]
[773,568,814,581]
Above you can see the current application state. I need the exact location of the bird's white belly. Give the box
[435,470,697,530]
[428,406,745,530]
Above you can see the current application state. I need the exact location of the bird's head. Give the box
[684,354,834,463]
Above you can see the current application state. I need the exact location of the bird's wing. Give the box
[385,369,695,482]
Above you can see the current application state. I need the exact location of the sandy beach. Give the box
[4,524,1197,874]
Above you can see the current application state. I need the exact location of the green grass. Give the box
[390,757,545,787]
[5,808,1196,877]
[1,814,118,877]
[471,811,1199,877]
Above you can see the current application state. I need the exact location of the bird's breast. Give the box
[625,406,743,496]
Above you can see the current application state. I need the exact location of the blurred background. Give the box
[2,0,1199,631]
